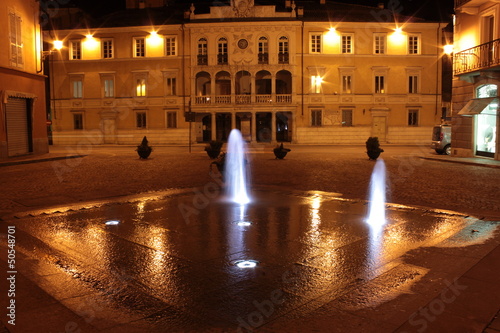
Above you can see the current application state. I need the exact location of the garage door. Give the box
[6,97,31,157]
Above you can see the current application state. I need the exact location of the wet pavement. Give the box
[0,145,500,332]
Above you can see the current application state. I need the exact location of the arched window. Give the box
[477,84,497,98]
[256,70,271,95]
[195,72,211,104]
[278,36,289,64]
[258,36,269,64]
[217,37,228,65]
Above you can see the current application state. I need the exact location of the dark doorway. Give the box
[276,112,292,142]
[216,113,231,141]
[202,115,212,142]
[256,112,272,142]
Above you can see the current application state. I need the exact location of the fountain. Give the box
[366,158,387,229]
[224,129,251,204]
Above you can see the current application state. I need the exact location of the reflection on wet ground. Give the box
[4,188,498,332]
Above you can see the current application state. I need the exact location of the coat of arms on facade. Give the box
[231,0,254,17]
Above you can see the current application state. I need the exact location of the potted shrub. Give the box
[273,143,291,159]
[136,136,153,159]
[366,137,384,160]
[205,140,223,159]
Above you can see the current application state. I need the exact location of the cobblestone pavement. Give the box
[1,144,500,333]
[1,144,499,220]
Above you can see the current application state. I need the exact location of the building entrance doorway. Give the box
[256,112,272,142]
[276,112,292,142]
[216,113,231,141]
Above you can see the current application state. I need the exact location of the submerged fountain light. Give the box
[366,159,387,229]
[105,220,120,225]
[224,129,251,204]
[234,260,258,268]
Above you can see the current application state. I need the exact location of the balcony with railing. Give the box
[194,94,292,105]
[454,39,500,76]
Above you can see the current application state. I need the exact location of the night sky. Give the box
[70,0,453,21]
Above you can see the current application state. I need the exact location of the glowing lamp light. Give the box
[53,40,63,50]
[443,44,454,55]
[105,220,120,225]
[394,27,402,34]
[148,30,162,46]
[234,260,258,268]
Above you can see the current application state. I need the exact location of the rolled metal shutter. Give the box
[6,97,29,157]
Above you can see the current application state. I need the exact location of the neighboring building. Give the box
[0,0,48,159]
[453,0,499,160]
[46,0,448,146]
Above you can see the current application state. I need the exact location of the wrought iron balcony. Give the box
[454,39,500,75]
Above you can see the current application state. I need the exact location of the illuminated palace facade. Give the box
[47,0,448,146]
[453,0,500,160]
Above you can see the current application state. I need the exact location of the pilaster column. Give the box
[211,111,217,141]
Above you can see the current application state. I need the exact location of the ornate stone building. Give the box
[46,0,448,146]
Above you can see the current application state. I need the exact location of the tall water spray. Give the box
[224,129,251,204]
[366,159,387,229]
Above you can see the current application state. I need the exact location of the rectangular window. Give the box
[165,77,176,96]
[408,35,420,54]
[70,40,81,60]
[342,109,353,126]
[73,113,83,130]
[311,76,322,94]
[72,80,83,98]
[310,33,322,53]
[217,38,228,65]
[278,37,289,64]
[104,79,114,97]
[167,111,177,128]
[165,36,177,56]
[311,109,322,126]
[408,109,419,126]
[136,78,146,97]
[374,34,386,54]
[136,112,147,128]
[342,75,352,94]
[375,75,385,94]
[342,34,353,54]
[102,39,113,59]
[198,38,208,65]
[134,37,145,57]
[9,11,23,68]
[408,75,418,94]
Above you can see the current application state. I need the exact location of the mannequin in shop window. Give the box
[484,125,494,152]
